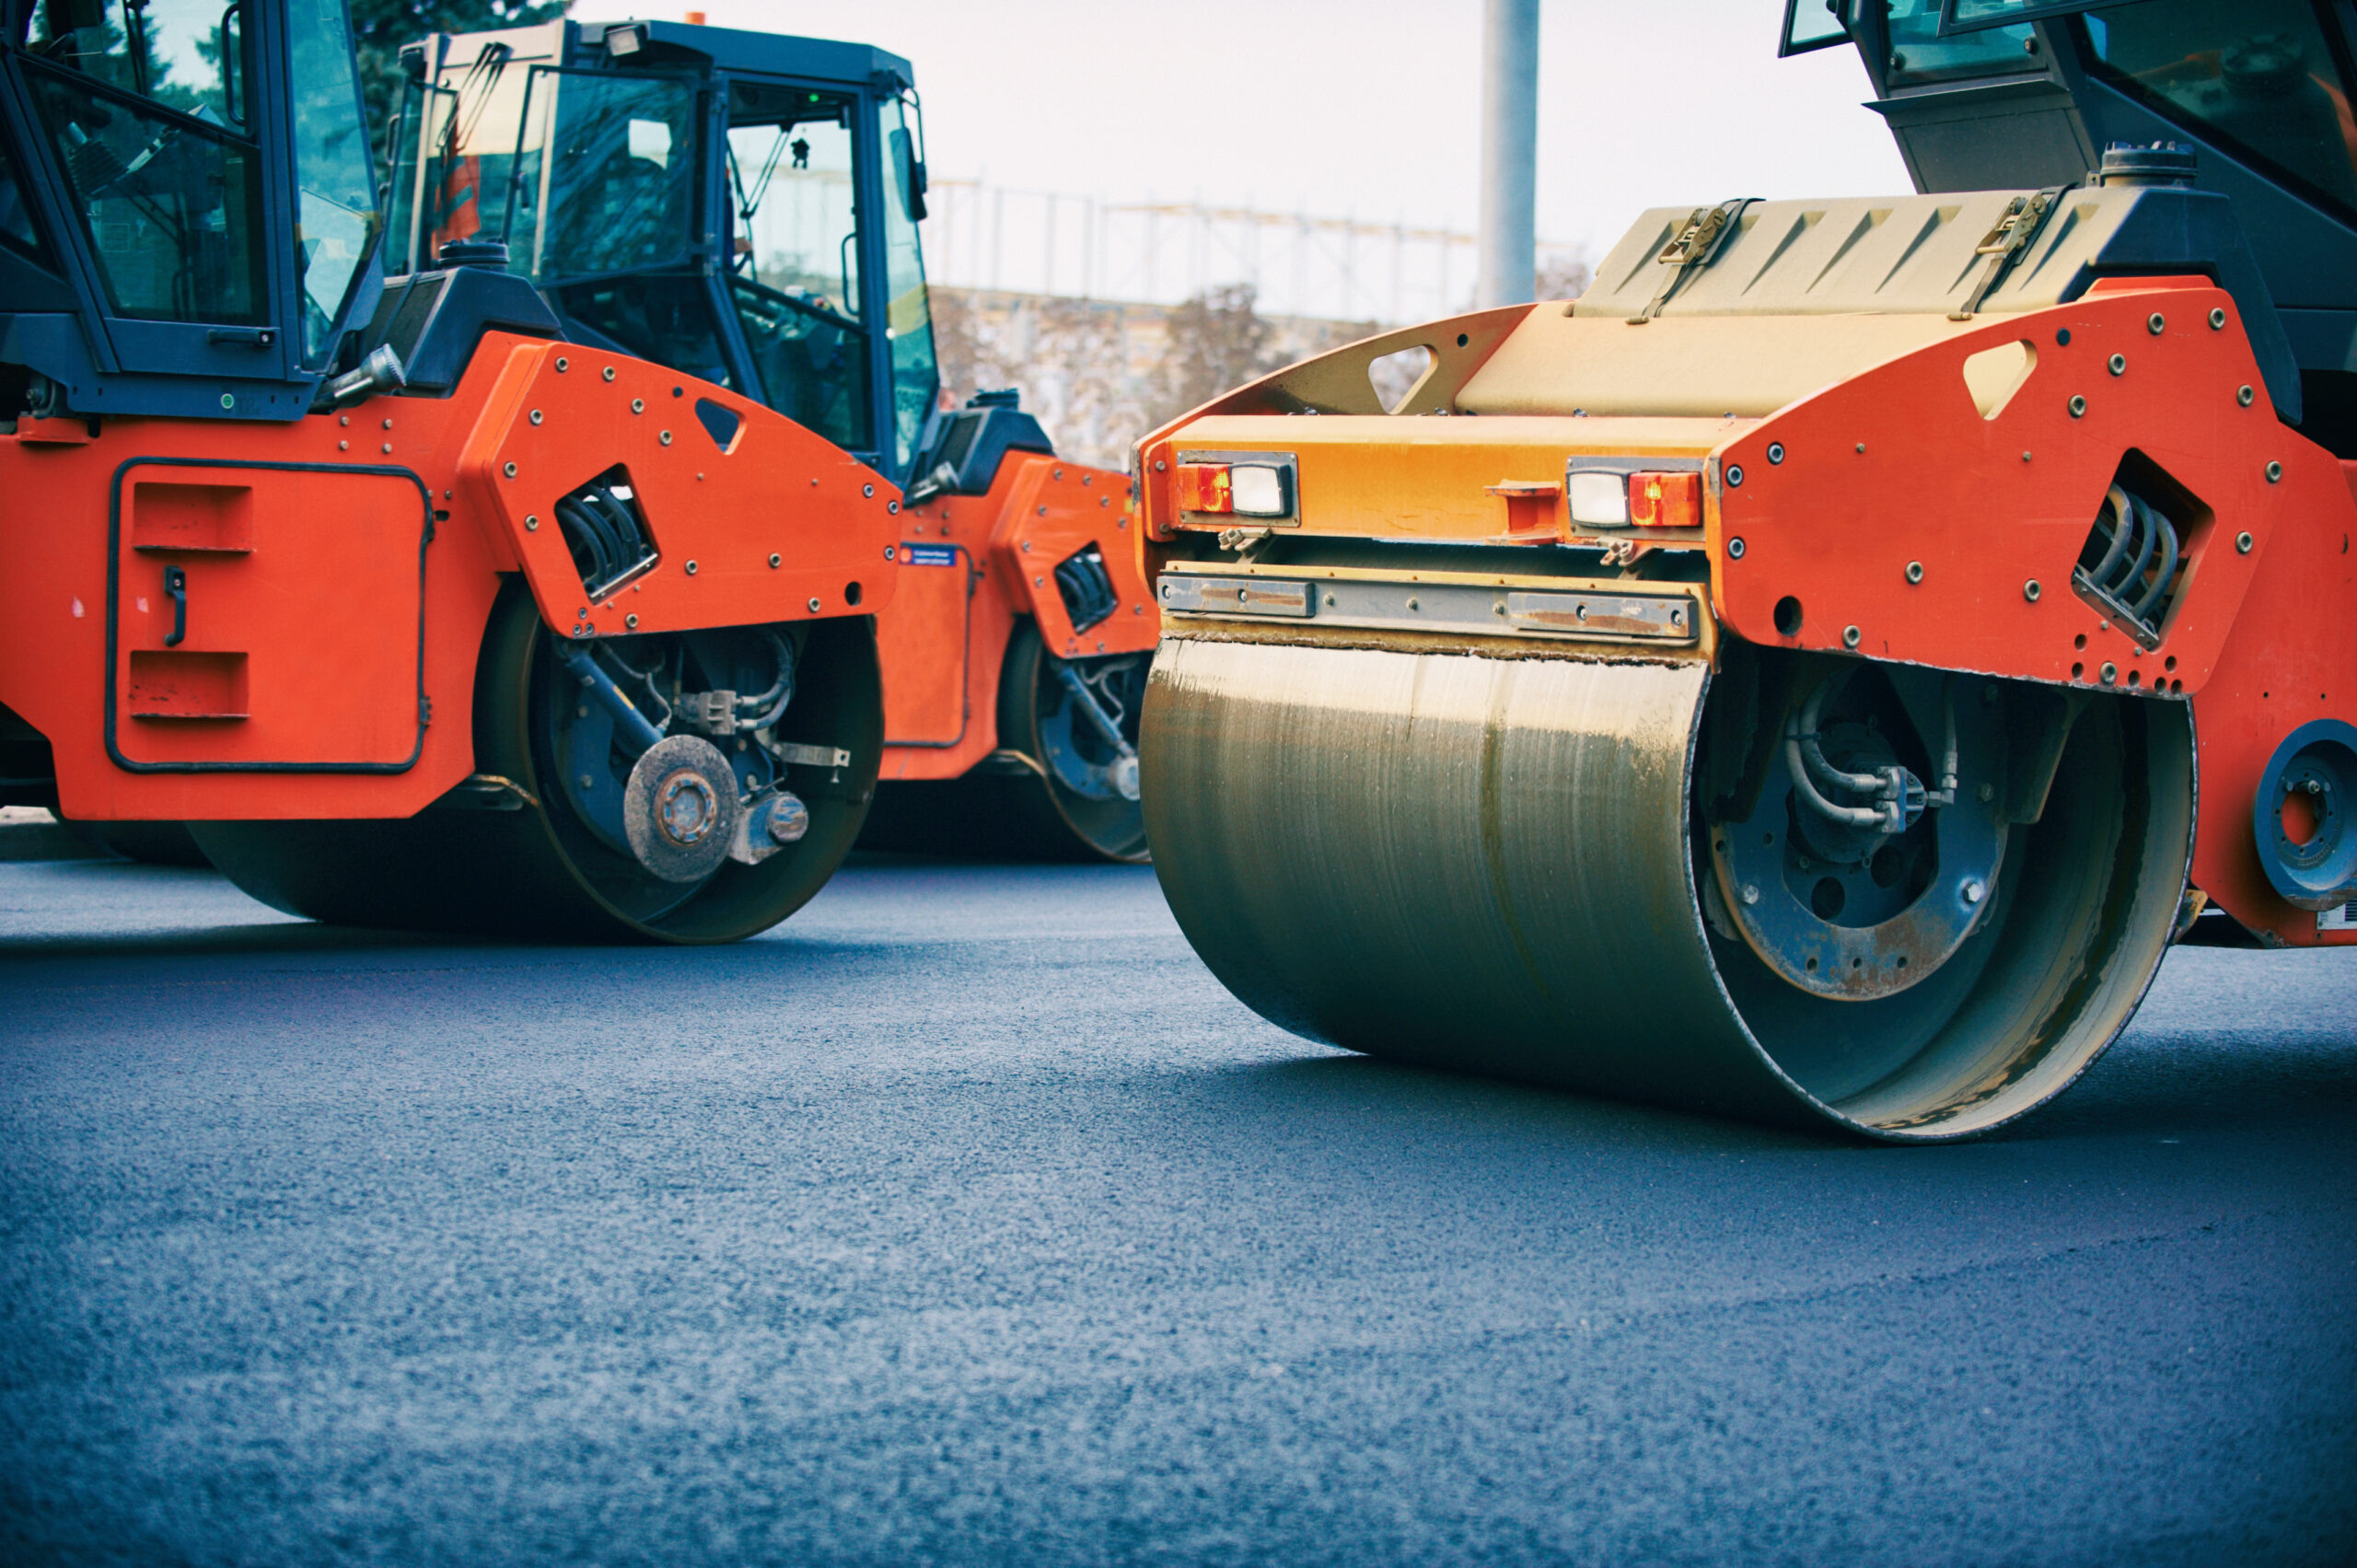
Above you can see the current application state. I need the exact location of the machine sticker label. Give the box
[904,545,959,567]
[2322,899,2356,931]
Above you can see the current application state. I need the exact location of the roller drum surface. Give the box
[1142,635,2194,1140]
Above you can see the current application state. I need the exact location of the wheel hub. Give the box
[1708,665,2007,1001]
[656,770,719,846]
[622,735,740,884]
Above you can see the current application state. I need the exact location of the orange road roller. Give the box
[0,0,900,940]
[1135,1,2356,1137]
[389,17,1155,863]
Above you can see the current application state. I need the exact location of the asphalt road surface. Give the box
[2,854,2352,1567]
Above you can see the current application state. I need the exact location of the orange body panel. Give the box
[1711,280,2353,947]
[456,342,898,639]
[876,452,1151,781]
[1,333,900,821]
[1711,282,2284,696]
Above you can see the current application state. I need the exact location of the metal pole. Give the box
[1476,0,1538,308]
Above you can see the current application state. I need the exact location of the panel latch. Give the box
[1629,198,1756,324]
[1949,188,2065,320]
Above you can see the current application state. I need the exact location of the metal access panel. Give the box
[875,542,970,745]
[107,461,431,772]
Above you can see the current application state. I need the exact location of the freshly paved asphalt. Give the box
[0,853,2351,1567]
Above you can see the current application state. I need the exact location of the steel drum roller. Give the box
[1142,635,2194,1140]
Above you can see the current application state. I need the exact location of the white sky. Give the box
[686,0,1913,258]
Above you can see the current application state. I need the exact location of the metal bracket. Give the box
[431,772,539,812]
[773,740,853,784]
[1630,199,1756,324]
[1948,189,2064,320]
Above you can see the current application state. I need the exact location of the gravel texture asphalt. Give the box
[1,854,2352,1567]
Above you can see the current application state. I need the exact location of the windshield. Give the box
[21,0,265,324]
[725,81,873,452]
[508,66,696,281]
[877,96,936,474]
[388,42,529,273]
[285,0,377,362]
[2079,0,2357,216]
[1884,0,2041,84]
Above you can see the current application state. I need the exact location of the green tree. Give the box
[346,0,567,166]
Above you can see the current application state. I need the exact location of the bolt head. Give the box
[2236,530,2254,554]
[1905,561,1924,585]
[1741,883,1759,906]
[2209,308,2226,330]
[2148,312,2165,334]
[1766,443,1785,465]
[2237,385,2255,407]
[2023,578,2041,601]
[1963,878,1986,905]
[1727,537,1746,560]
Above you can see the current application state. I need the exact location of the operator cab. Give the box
[0,0,384,419]
[1785,0,2357,451]
[386,18,940,482]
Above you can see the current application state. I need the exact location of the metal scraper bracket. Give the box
[1629,198,1756,324]
[1948,188,2063,320]
[1157,568,1700,646]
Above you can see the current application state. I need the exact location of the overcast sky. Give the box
[687,0,1913,259]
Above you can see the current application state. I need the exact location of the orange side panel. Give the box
[0,333,900,821]
[1711,281,2352,947]
[1712,284,2290,696]
[881,455,1146,782]
[2186,459,2357,946]
[454,342,900,639]
[994,456,1156,661]
[874,542,971,746]
[111,464,427,769]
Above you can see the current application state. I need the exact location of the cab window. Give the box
[1882,0,2041,85]
[20,0,265,323]
[285,0,377,362]
[2080,0,2357,216]
[877,95,936,475]
[510,67,696,281]
[723,83,870,453]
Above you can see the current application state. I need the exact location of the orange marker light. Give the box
[1175,463,1233,514]
[1628,470,1701,528]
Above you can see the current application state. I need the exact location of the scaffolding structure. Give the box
[923,180,1585,327]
